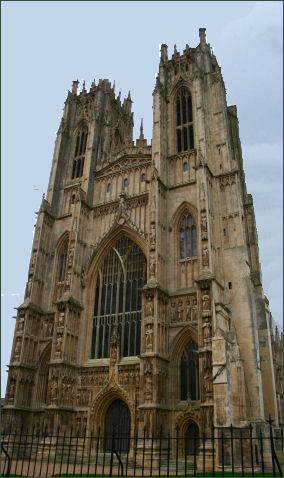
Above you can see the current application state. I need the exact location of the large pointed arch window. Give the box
[180,340,199,400]
[176,87,194,153]
[72,126,88,179]
[90,236,147,359]
[179,212,197,259]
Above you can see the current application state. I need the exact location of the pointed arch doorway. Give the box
[185,422,199,455]
[104,399,131,452]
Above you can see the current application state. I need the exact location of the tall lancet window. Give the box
[176,87,194,153]
[180,340,199,400]
[179,212,197,259]
[90,236,147,359]
[72,126,88,179]
[57,239,68,282]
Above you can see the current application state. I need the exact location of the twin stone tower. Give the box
[4,29,282,444]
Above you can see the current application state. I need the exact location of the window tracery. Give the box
[72,126,88,179]
[179,212,197,259]
[176,87,194,153]
[90,236,147,359]
[57,239,68,282]
[180,340,199,400]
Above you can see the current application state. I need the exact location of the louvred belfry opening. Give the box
[90,236,147,359]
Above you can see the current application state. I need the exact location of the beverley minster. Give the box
[2,28,283,474]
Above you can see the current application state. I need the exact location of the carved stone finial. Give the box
[139,118,144,140]
[82,80,86,93]
[174,44,178,55]
[72,80,79,95]
[199,27,207,44]
[160,44,168,62]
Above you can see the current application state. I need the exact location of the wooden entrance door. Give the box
[104,399,130,452]
[185,423,199,455]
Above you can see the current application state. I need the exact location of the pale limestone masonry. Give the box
[4,28,282,445]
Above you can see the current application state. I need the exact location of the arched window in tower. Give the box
[90,236,147,359]
[180,340,199,400]
[72,126,88,179]
[176,87,194,153]
[57,240,68,282]
[179,212,197,259]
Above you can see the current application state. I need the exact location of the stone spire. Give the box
[136,118,147,147]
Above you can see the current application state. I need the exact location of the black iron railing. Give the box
[0,418,283,477]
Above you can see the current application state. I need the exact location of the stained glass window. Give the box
[180,340,199,400]
[72,126,88,179]
[91,236,146,359]
[176,87,194,153]
[179,213,197,259]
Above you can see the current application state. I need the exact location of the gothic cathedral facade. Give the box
[4,29,283,439]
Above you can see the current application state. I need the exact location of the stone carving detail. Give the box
[145,294,154,317]
[145,324,154,352]
[144,361,153,402]
[203,316,212,342]
[200,210,208,241]
[219,172,236,189]
[54,332,64,359]
[49,375,59,405]
[53,309,66,360]
[149,223,156,251]
[109,330,120,374]
[17,314,25,333]
[202,291,211,315]
[13,336,22,361]
[202,244,209,268]
[170,294,197,323]
[149,259,156,278]
[6,376,16,404]
[202,351,213,400]
[177,299,184,322]
[42,316,54,338]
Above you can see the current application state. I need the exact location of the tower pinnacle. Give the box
[199,27,207,44]
[139,118,144,140]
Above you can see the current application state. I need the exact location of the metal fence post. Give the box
[175,425,179,477]
[212,424,215,477]
[230,424,234,477]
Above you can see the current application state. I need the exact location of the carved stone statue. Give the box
[170,301,176,322]
[145,324,153,351]
[149,259,156,277]
[202,293,211,312]
[204,372,213,398]
[201,212,208,240]
[191,297,197,321]
[14,337,22,360]
[145,295,154,317]
[50,377,58,404]
[58,312,65,328]
[202,244,209,267]
[203,317,212,340]
[185,300,191,321]
[7,379,16,402]
[149,224,156,251]
[54,333,63,358]
[177,299,184,322]
[18,316,25,332]
[144,362,153,401]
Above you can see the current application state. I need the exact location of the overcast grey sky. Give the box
[1,1,282,394]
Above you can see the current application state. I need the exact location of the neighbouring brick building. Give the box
[3,28,283,448]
